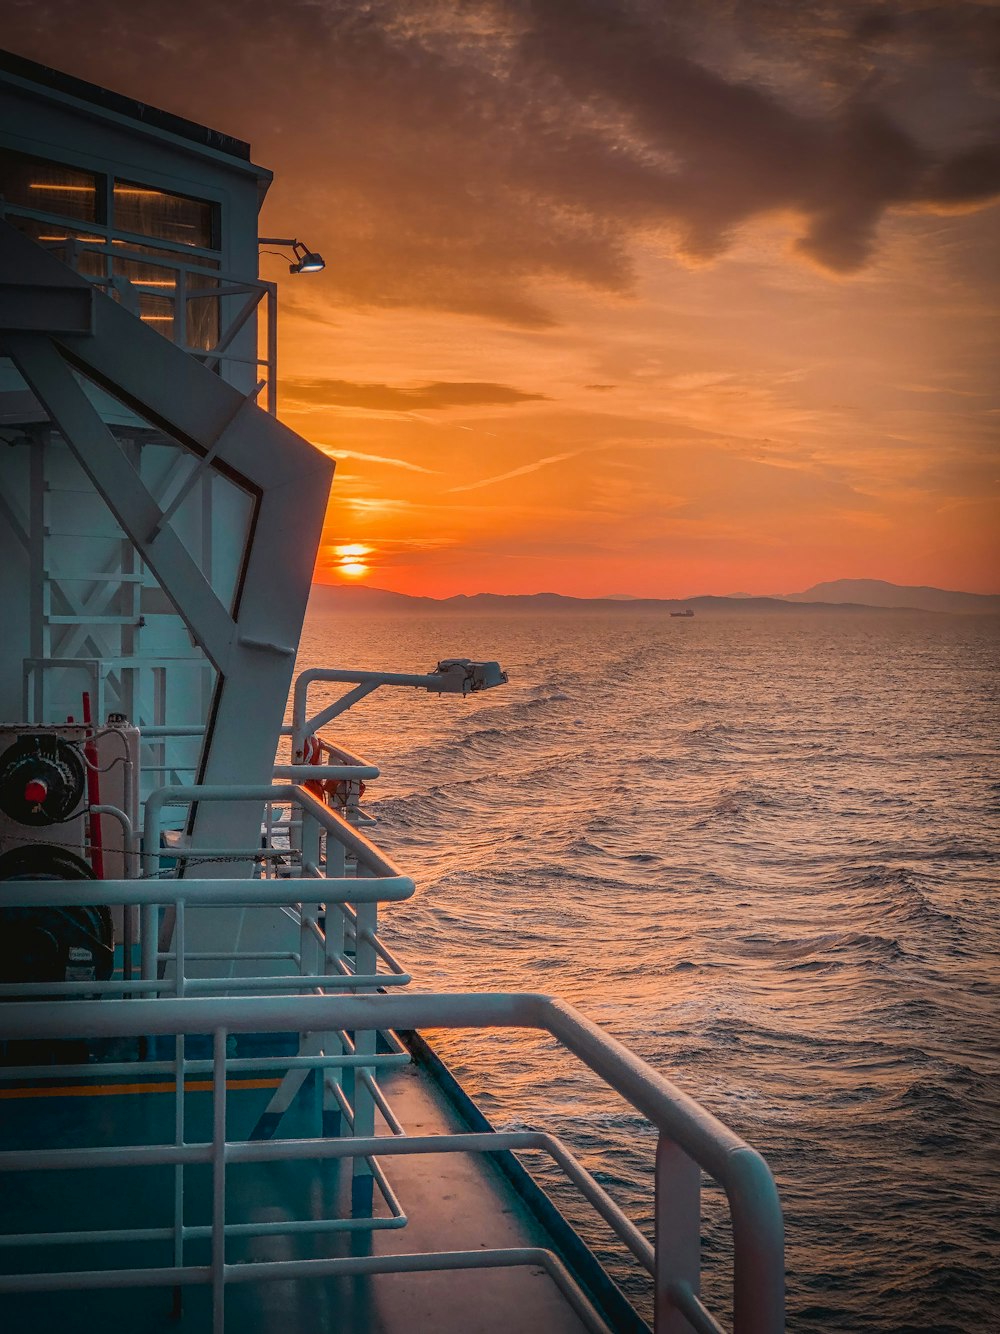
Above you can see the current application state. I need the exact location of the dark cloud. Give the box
[282,378,547,410]
[4,0,998,320]
[515,0,1000,271]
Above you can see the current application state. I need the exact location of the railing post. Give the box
[264,798,274,874]
[211,1026,228,1334]
[654,1135,701,1333]
[300,807,320,880]
[140,803,162,991]
[172,1029,185,1319]
[289,795,304,876]
[298,809,323,1130]
[351,895,379,1216]
[300,810,323,972]
[140,903,158,993]
[322,837,347,1138]
[265,280,277,414]
[174,897,186,999]
[730,1151,785,1334]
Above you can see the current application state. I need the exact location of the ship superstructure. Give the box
[0,53,783,1333]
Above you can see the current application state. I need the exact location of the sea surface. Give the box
[298,608,1000,1333]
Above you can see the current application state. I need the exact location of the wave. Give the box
[693,781,786,825]
[729,930,906,964]
[839,864,955,925]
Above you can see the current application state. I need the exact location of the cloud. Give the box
[312,445,441,473]
[285,377,547,411]
[448,449,586,494]
[516,0,1000,273]
[5,1,998,322]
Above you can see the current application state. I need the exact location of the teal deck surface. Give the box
[0,1049,601,1333]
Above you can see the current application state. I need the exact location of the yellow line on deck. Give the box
[0,1077,282,1100]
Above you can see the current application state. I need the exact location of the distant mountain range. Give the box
[780,579,999,615]
[309,578,999,616]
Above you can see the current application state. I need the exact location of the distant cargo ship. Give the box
[671,608,695,617]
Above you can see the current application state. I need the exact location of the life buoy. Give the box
[301,736,365,807]
[302,735,327,802]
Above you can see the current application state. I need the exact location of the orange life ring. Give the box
[302,735,327,802]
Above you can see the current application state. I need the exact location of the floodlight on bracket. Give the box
[258,237,326,273]
[290,661,509,761]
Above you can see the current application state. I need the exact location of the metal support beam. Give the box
[3,334,236,671]
[0,220,333,878]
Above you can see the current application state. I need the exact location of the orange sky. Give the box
[13,2,1000,597]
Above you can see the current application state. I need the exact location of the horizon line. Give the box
[310,579,1000,603]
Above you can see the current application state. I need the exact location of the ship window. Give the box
[0,148,102,223]
[113,179,217,249]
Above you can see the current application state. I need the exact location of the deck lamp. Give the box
[290,661,509,761]
[258,237,326,273]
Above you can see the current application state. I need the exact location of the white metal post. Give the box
[323,836,347,1138]
[211,1026,227,1334]
[351,897,378,1216]
[655,1135,701,1331]
[172,1030,185,1320]
[299,808,323,1131]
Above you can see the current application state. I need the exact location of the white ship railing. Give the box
[0,875,412,1001]
[0,776,413,1226]
[0,206,279,412]
[0,992,783,1334]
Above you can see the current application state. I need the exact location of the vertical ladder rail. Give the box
[211,1026,228,1334]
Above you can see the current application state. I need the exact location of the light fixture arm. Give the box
[257,237,325,274]
[291,662,508,759]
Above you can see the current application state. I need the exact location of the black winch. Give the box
[0,845,114,988]
[0,733,86,826]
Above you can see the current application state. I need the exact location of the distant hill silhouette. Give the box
[781,579,999,615]
[308,579,999,615]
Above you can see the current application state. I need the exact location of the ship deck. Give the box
[0,1042,622,1333]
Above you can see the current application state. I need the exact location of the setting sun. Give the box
[328,543,372,579]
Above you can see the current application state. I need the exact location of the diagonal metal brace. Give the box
[2,334,237,672]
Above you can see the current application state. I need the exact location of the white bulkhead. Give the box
[0,53,334,965]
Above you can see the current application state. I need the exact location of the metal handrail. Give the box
[142,783,398,880]
[2,205,278,411]
[0,875,413,1000]
[0,991,784,1333]
[0,877,414,908]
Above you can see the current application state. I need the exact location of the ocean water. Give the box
[298,608,1000,1332]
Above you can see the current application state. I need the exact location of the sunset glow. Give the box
[17,3,998,599]
[329,544,372,580]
